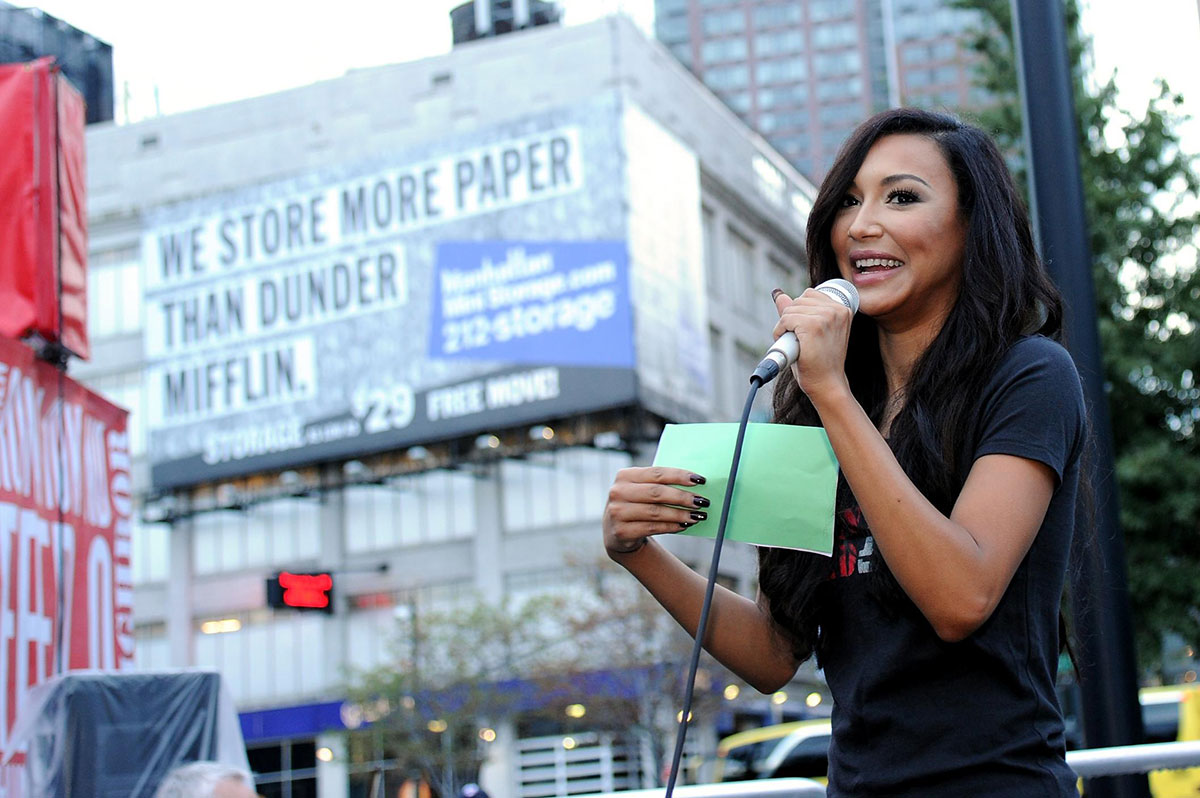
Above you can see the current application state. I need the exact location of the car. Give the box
[715,683,1200,789]
[714,719,831,783]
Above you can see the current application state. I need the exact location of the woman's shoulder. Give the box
[1003,334,1076,368]
[989,335,1084,408]
[994,335,1081,382]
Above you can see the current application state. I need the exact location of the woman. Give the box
[603,108,1084,796]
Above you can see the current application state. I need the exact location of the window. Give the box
[344,469,477,553]
[752,4,803,27]
[822,127,852,150]
[345,603,403,673]
[894,14,920,41]
[758,84,808,109]
[792,157,815,177]
[724,225,756,314]
[771,133,812,156]
[132,623,169,671]
[811,22,859,49]
[247,739,318,798]
[901,44,933,64]
[756,57,807,85]
[932,40,959,61]
[344,582,471,673]
[906,68,933,89]
[131,512,170,584]
[810,0,852,22]
[501,448,630,532]
[931,89,960,106]
[703,207,719,294]
[702,37,748,64]
[709,326,727,416]
[192,496,321,575]
[767,256,797,297]
[195,611,328,704]
[816,76,863,100]
[704,64,750,91]
[813,50,861,76]
[82,370,147,457]
[702,9,745,35]
[87,248,142,338]
[754,30,805,58]
[818,102,863,126]
[759,111,807,134]
[934,65,961,84]
[656,14,690,43]
[738,344,775,421]
[893,8,972,41]
[503,567,627,614]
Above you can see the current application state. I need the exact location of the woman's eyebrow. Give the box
[881,173,932,187]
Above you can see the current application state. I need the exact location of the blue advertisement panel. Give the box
[430,241,634,368]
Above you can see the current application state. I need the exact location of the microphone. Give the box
[751,278,859,385]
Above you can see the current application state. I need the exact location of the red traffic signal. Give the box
[266,571,334,613]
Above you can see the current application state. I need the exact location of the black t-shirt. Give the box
[821,336,1084,797]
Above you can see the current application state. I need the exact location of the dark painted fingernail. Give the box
[678,521,693,529]
[771,288,784,300]
[690,511,707,522]
[689,474,706,484]
[693,495,710,508]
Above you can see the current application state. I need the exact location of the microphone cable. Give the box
[662,373,765,798]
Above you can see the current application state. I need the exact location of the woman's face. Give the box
[830,133,967,335]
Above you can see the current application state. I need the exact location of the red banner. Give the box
[0,335,131,760]
[0,58,89,360]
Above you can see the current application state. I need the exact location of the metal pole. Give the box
[1009,2,1149,798]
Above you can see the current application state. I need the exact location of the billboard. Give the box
[143,101,649,489]
[0,335,133,764]
[622,105,711,422]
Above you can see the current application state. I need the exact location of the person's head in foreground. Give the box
[153,761,258,798]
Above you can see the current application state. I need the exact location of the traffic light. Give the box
[266,571,334,613]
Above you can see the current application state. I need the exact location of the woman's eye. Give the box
[887,188,920,204]
[838,195,861,208]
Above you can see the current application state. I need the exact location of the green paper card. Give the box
[651,422,838,555]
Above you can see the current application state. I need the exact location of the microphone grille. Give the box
[816,278,860,314]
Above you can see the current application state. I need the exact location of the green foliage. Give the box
[339,566,733,792]
[951,0,1200,677]
[340,592,572,796]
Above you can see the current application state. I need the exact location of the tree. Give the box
[341,592,573,797]
[551,560,737,786]
[950,0,1200,677]
[340,562,750,795]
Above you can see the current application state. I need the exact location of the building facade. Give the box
[654,0,987,180]
[0,1,114,124]
[75,14,830,798]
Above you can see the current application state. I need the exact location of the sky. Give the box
[20,0,1200,148]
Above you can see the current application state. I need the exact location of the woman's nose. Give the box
[847,208,882,240]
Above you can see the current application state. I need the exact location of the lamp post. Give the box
[1010,2,1150,797]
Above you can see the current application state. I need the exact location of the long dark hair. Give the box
[758,108,1065,663]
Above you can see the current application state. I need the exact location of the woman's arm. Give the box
[604,466,801,691]
[774,289,1055,641]
[811,387,1054,641]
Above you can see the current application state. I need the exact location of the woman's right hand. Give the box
[602,466,709,557]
